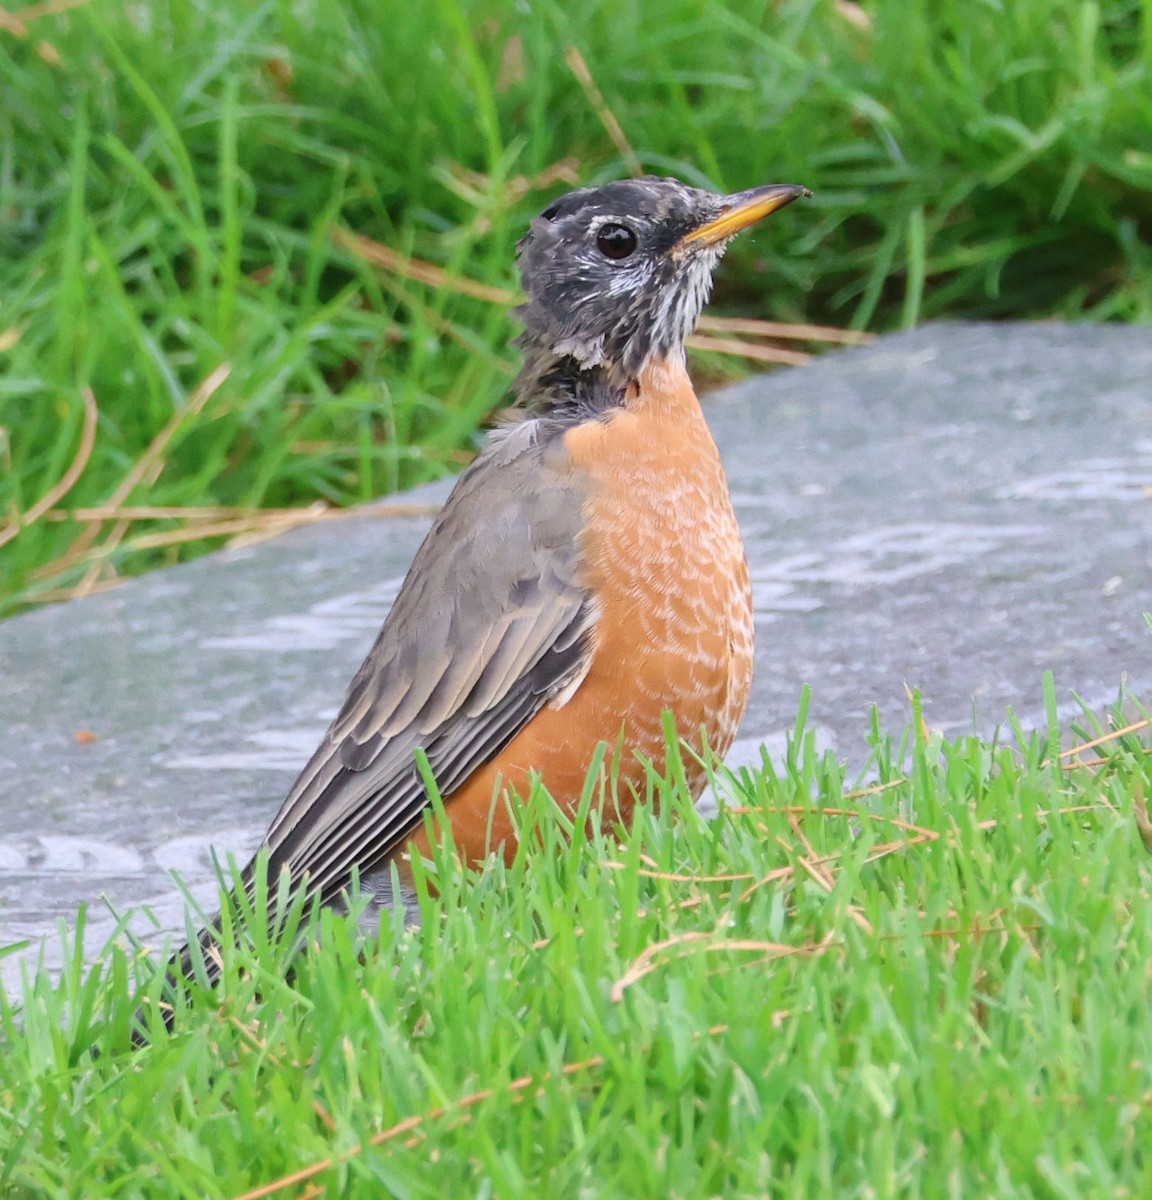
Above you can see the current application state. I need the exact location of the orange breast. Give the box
[408,357,754,867]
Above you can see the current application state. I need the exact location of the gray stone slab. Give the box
[2,321,1151,986]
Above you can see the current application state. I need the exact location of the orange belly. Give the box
[408,357,754,867]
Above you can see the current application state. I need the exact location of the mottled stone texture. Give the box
[2,322,1150,981]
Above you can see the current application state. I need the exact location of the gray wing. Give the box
[142,418,595,1031]
[253,418,595,906]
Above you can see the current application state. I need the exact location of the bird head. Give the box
[514,176,810,390]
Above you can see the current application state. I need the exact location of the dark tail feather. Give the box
[129,852,310,1047]
[130,851,258,1047]
[130,915,229,1047]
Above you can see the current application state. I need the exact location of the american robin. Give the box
[157,175,809,1016]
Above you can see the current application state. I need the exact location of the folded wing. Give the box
[256,418,595,906]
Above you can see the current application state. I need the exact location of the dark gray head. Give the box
[514,176,809,391]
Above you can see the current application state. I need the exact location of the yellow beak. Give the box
[681,183,811,248]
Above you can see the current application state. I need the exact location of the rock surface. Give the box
[2,322,1150,985]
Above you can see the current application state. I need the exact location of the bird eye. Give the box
[596,223,638,260]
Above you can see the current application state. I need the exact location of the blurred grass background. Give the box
[1,0,1150,614]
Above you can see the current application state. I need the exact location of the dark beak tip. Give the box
[745,183,813,210]
[774,184,812,202]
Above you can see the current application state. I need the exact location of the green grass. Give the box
[3,693,1151,1197]
[2,0,1151,611]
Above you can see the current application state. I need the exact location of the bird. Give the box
[144,174,809,1031]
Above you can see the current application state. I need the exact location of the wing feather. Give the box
[252,418,595,905]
